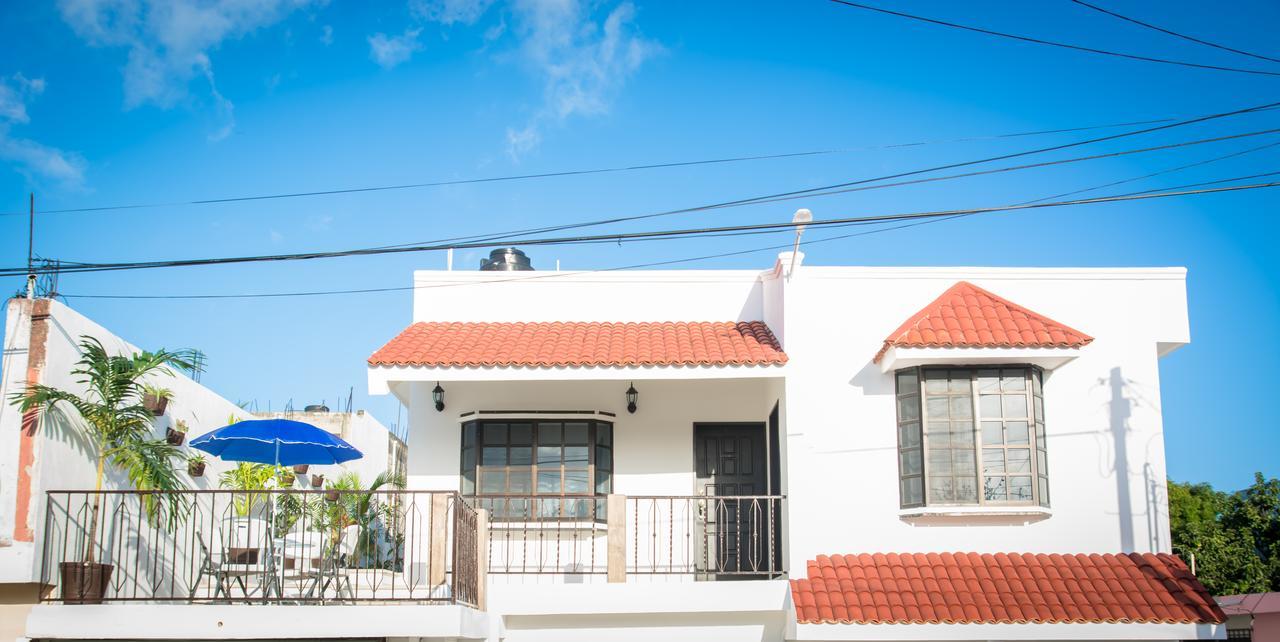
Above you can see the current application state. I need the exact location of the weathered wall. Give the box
[0,298,253,586]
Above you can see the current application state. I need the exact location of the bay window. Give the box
[896,366,1048,508]
[461,419,613,520]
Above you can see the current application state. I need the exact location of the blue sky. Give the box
[0,0,1275,491]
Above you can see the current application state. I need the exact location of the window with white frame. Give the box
[895,366,1048,508]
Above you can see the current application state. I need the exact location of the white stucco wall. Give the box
[0,298,256,586]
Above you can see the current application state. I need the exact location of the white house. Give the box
[1,250,1226,642]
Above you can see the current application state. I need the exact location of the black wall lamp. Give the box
[432,382,445,412]
[625,383,638,414]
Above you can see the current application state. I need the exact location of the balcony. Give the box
[37,489,784,607]
[38,489,481,605]
[469,494,786,581]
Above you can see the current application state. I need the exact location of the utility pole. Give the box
[26,193,35,299]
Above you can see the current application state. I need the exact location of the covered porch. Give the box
[368,320,790,584]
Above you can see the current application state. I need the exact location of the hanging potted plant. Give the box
[310,473,325,488]
[278,467,296,486]
[10,337,200,604]
[187,453,207,477]
[292,464,309,475]
[142,385,173,416]
[166,419,188,446]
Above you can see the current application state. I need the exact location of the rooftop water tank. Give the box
[480,248,533,271]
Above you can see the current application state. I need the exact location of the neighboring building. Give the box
[251,409,408,488]
[1,251,1229,642]
[1218,592,1280,641]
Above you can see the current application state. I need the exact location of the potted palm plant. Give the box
[217,462,279,565]
[187,453,207,477]
[9,337,201,603]
[314,472,405,566]
[142,385,173,416]
[166,419,188,446]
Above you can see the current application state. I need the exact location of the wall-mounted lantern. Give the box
[432,383,445,412]
[625,383,638,414]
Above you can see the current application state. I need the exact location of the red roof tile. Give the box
[791,552,1225,625]
[874,281,1094,363]
[368,321,787,368]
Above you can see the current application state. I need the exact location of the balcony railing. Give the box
[40,489,483,605]
[468,494,785,579]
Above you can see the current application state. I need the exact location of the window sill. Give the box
[488,520,606,532]
[898,505,1051,525]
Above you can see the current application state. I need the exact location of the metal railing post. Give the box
[607,494,626,583]
[475,508,489,610]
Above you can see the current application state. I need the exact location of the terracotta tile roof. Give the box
[791,552,1226,625]
[874,281,1094,363]
[368,321,787,368]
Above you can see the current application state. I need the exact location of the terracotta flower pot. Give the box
[188,461,206,477]
[60,561,113,604]
[143,394,168,417]
[310,474,325,488]
[279,472,296,486]
[292,464,309,475]
[165,427,186,446]
[325,489,340,502]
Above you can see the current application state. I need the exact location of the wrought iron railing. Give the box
[40,489,480,605]
[467,494,784,578]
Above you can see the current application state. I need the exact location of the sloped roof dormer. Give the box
[874,281,1093,370]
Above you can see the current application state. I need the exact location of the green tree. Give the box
[9,336,201,562]
[1170,474,1280,595]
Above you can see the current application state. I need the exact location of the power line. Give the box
[827,0,1280,77]
[16,119,1280,278]
[56,176,1280,300]
[22,179,1280,281]
[1067,0,1280,65]
[0,115,1184,218]
[16,99,1279,280]
[372,99,1280,251]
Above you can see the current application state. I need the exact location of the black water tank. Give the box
[304,404,329,412]
[480,248,534,271]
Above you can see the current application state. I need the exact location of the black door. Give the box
[694,423,773,577]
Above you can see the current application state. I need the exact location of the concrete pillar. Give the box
[429,493,449,587]
[607,494,626,583]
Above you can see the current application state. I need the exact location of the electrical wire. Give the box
[25,179,1280,282]
[0,115,1186,218]
[1067,0,1280,65]
[14,122,1280,277]
[827,0,1280,77]
[56,175,1280,300]
[369,99,1280,252]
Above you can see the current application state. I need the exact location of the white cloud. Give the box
[320,24,333,45]
[56,0,318,138]
[410,0,493,25]
[415,0,660,158]
[0,74,86,187]
[368,28,424,69]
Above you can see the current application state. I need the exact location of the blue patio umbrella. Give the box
[189,418,363,467]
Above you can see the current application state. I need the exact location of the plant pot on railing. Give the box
[310,474,325,488]
[292,464,309,475]
[325,489,340,502]
[60,561,112,604]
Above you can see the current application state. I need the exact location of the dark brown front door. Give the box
[694,423,770,577]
